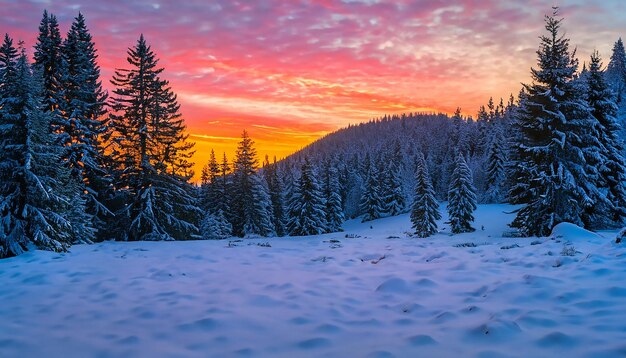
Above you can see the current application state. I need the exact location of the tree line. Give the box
[2,8,626,259]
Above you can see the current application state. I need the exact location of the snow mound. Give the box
[550,222,599,240]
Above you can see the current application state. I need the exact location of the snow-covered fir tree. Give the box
[200,149,220,212]
[198,149,233,239]
[605,38,626,109]
[343,153,363,219]
[360,153,384,222]
[287,157,326,236]
[482,124,507,203]
[410,152,441,237]
[321,157,345,233]
[34,11,64,116]
[0,35,28,258]
[230,130,274,237]
[247,174,275,237]
[109,35,200,241]
[447,153,477,234]
[263,156,286,236]
[382,140,405,215]
[218,152,232,217]
[586,50,626,226]
[0,42,86,257]
[509,9,605,236]
[451,108,470,156]
[60,13,112,238]
[33,11,98,242]
[200,209,232,240]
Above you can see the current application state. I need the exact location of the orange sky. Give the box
[3,0,626,177]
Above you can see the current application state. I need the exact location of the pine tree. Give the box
[109,35,200,241]
[287,157,326,236]
[231,130,274,237]
[447,153,477,234]
[586,50,626,226]
[509,9,602,236]
[321,157,345,233]
[0,44,80,257]
[483,125,507,203]
[60,13,112,238]
[410,152,441,237]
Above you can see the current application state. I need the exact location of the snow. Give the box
[2,204,626,357]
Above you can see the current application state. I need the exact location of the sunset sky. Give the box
[2,0,626,174]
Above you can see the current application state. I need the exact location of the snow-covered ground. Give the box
[1,204,626,358]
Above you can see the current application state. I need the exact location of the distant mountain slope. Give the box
[276,111,510,219]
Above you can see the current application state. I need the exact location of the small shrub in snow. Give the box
[561,246,577,257]
[530,240,542,246]
[454,242,478,248]
[311,256,332,262]
[501,244,520,250]
[502,231,523,238]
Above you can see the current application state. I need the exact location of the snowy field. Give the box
[1,204,626,358]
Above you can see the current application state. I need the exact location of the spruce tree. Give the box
[447,153,477,234]
[360,154,384,222]
[410,152,441,237]
[0,34,17,100]
[322,157,345,233]
[60,13,112,238]
[0,44,80,257]
[231,130,274,237]
[605,38,626,106]
[509,9,602,236]
[264,156,286,236]
[0,35,25,257]
[247,174,275,237]
[109,35,200,241]
[586,50,626,226]
[287,157,326,236]
[483,125,506,203]
[383,140,405,216]
[200,210,232,240]
[200,149,220,211]
[219,152,231,217]
[34,10,64,115]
